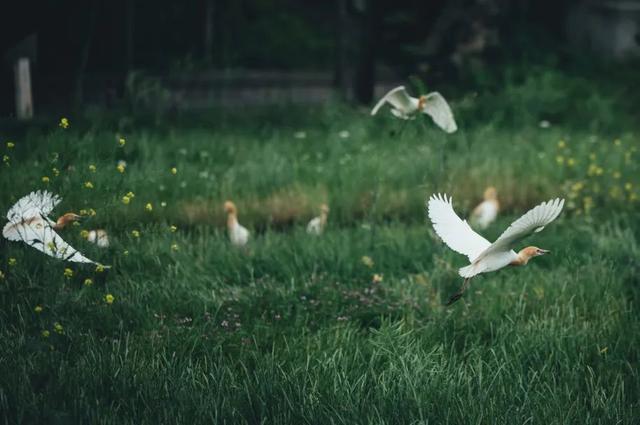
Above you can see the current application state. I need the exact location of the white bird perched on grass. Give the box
[224,201,249,247]
[427,194,564,305]
[307,204,330,235]
[470,186,500,229]
[371,86,458,133]
[2,190,109,266]
[86,229,110,248]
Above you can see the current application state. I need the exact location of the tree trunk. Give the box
[353,0,379,104]
[74,0,99,108]
[204,0,215,65]
[333,0,350,100]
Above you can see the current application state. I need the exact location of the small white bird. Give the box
[427,194,564,305]
[371,86,457,133]
[224,201,249,247]
[470,186,500,229]
[86,229,110,248]
[306,204,330,235]
[2,190,108,266]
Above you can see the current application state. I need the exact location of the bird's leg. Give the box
[446,278,471,306]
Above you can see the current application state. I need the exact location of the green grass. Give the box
[1,68,640,423]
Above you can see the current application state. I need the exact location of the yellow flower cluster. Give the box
[8,258,17,267]
[84,278,93,287]
[59,117,69,129]
[84,181,94,189]
[361,256,374,268]
[131,230,141,238]
[54,322,64,334]
[64,268,73,278]
[119,137,126,147]
[104,294,115,304]
[89,164,97,173]
[145,203,153,212]
[171,167,178,175]
[6,142,15,149]
[117,163,126,173]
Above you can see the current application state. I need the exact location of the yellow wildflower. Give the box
[361,256,374,268]
[555,155,564,165]
[59,117,69,129]
[41,330,50,338]
[571,181,584,192]
[171,243,179,251]
[126,191,135,198]
[95,264,106,273]
[84,278,93,287]
[372,273,383,283]
[145,203,153,212]
[625,182,633,191]
[557,140,566,149]
[63,268,73,278]
[3,155,9,164]
[131,230,140,238]
[567,158,575,167]
[88,164,96,173]
[104,294,115,304]
[123,250,129,256]
[42,176,50,184]
[170,167,177,175]
[170,225,177,233]
[583,196,594,212]
[34,305,43,313]
[53,322,64,334]
[80,230,89,239]
[84,181,94,189]
[8,258,17,267]
[122,195,131,205]
[116,164,126,173]
[6,142,15,149]
[52,167,60,176]
[119,137,126,147]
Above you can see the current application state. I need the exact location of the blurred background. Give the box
[2,0,639,118]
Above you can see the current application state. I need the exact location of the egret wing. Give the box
[371,86,414,116]
[477,198,564,259]
[422,92,457,133]
[427,193,491,262]
[6,190,61,223]
[3,219,102,265]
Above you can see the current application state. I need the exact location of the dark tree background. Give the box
[0,0,578,115]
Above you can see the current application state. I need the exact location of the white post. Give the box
[14,57,33,120]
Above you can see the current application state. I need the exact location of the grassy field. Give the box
[1,67,640,423]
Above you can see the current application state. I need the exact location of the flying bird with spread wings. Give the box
[427,194,564,305]
[2,190,108,266]
[371,86,458,133]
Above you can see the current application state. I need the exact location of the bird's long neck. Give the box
[53,215,69,230]
[227,213,238,230]
[319,211,328,227]
[510,250,531,266]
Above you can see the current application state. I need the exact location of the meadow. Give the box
[1,66,640,424]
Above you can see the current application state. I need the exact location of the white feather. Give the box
[3,191,108,266]
[229,222,249,247]
[427,194,491,262]
[421,92,458,133]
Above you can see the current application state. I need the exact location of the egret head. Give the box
[521,246,550,259]
[484,186,498,200]
[56,212,83,229]
[320,204,330,214]
[224,201,237,215]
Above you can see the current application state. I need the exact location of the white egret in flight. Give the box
[224,201,249,247]
[307,204,330,235]
[371,86,457,133]
[2,190,108,266]
[427,194,564,305]
[470,186,500,230]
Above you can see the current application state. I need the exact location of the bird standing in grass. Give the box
[307,204,329,235]
[371,86,457,133]
[2,190,108,266]
[224,201,249,247]
[470,186,500,229]
[427,194,564,305]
